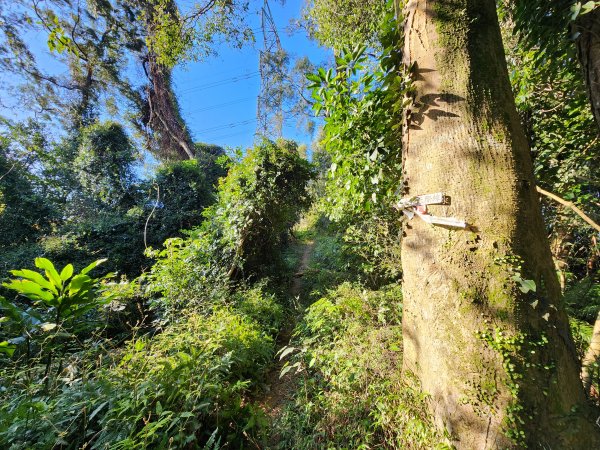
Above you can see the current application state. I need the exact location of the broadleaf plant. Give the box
[3,257,108,325]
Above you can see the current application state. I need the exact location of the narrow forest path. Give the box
[256,237,314,445]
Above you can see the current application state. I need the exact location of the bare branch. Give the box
[536,185,600,232]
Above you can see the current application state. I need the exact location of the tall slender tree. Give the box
[398,0,600,447]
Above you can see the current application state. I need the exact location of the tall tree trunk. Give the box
[574,8,600,131]
[399,1,600,448]
[141,0,195,161]
[573,7,600,401]
[146,56,195,160]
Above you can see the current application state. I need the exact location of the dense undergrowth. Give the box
[264,211,449,449]
[1,0,599,447]
[0,139,312,449]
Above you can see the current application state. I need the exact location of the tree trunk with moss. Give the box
[398,0,600,448]
[145,57,195,160]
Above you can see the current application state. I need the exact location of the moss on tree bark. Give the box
[398,0,600,447]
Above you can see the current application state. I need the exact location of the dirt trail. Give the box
[291,239,314,298]
[257,240,314,432]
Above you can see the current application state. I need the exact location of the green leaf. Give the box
[60,264,74,281]
[10,269,58,295]
[67,274,92,294]
[570,2,583,20]
[80,258,107,275]
[2,280,55,303]
[40,323,58,332]
[518,279,536,294]
[88,401,109,421]
[0,297,42,326]
[0,341,16,357]
[35,258,63,291]
[582,1,597,15]
[278,346,296,360]
[279,363,294,378]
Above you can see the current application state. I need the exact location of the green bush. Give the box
[194,142,228,187]
[73,121,137,209]
[146,159,215,248]
[144,138,314,319]
[0,146,55,248]
[564,276,600,323]
[233,281,284,335]
[275,282,450,449]
[207,138,314,279]
[0,303,277,449]
[144,232,228,320]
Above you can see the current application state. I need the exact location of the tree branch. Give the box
[536,186,600,232]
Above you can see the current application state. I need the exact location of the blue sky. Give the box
[173,0,332,152]
[0,0,331,158]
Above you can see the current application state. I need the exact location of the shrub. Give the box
[208,138,314,279]
[0,146,55,248]
[0,304,277,449]
[144,232,229,320]
[144,139,314,319]
[233,282,284,335]
[73,121,137,209]
[146,159,215,248]
[564,276,600,323]
[275,282,450,449]
[0,258,109,359]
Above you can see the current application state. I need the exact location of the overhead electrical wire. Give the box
[206,129,256,141]
[186,96,255,115]
[196,118,257,135]
[178,71,259,94]
[175,64,261,87]
[196,117,296,138]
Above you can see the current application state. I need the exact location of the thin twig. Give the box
[0,162,16,182]
[144,184,160,249]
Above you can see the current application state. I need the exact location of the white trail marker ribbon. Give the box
[394,192,467,229]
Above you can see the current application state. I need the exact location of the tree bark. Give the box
[574,8,600,132]
[399,0,600,448]
[141,0,195,161]
[582,311,600,396]
[146,56,195,160]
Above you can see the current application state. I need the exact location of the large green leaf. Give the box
[68,274,92,294]
[80,258,107,276]
[10,269,58,295]
[2,279,56,303]
[60,264,74,281]
[35,258,63,291]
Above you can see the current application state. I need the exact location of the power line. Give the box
[186,96,255,115]
[200,117,297,142]
[175,64,261,87]
[178,71,259,94]
[206,129,255,141]
[196,118,257,134]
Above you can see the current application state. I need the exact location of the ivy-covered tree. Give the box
[74,121,138,209]
[205,139,315,279]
